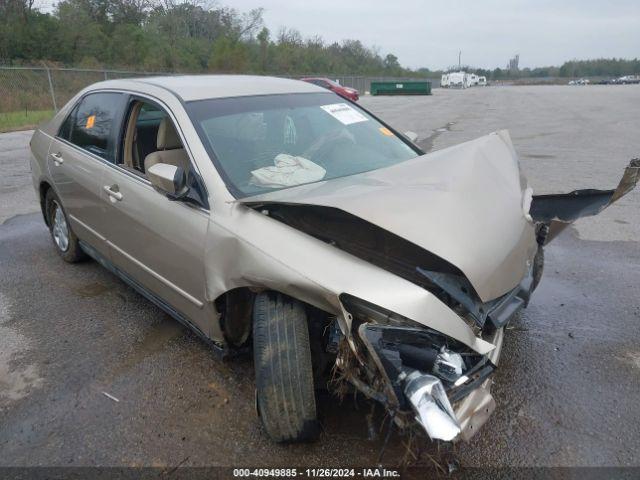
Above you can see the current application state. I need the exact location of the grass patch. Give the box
[0,110,55,133]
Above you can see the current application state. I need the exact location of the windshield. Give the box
[186,92,419,197]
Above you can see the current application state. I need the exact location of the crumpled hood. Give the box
[241,131,538,302]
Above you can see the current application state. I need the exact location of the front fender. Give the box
[204,204,494,354]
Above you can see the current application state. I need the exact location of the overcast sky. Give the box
[37,0,639,70]
[230,0,640,70]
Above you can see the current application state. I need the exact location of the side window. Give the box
[121,99,189,177]
[66,92,126,162]
[58,104,78,141]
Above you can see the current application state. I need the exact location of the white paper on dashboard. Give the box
[250,154,326,188]
[320,103,368,125]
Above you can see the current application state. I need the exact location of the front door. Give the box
[98,98,212,336]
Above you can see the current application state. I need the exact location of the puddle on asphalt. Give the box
[134,318,184,355]
[104,318,185,381]
[75,282,112,298]
[512,131,556,141]
[418,122,456,152]
[523,154,557,159]
[0,292,43,407]
[620,351,640,370]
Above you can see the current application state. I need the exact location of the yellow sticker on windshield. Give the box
[379,127,393,136]
[86,115,95,129]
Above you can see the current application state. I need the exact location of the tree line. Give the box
[0,0,414,76]
[427,58,640,80]
[1,0,638,79]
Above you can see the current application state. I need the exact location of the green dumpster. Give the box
[370,81,431,96]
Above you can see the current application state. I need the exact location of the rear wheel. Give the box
[45,189,86,263]
[253,292,319,443]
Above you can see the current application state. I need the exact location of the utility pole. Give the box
[458,50,461,70]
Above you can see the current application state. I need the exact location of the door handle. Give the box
[103,185,123,201]
[51,152,64,165]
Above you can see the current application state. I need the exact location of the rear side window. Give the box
[61,92,126,162]
[58,105,77,140]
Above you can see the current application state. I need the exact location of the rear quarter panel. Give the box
[29,90,86,198]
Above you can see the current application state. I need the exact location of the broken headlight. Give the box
[358,323,491,441]
[341,295,495,440]
[397,343,466,385]
[403,371,460,441]
[341,294,472,384]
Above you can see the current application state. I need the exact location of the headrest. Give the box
[157,118,182,150]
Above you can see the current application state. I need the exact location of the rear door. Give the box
[48,92,127,258]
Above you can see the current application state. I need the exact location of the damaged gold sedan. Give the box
[29,75,639,443]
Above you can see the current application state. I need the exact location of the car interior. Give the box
[199,110,310,188]
[198,104,414,196]
[121,101,190,177]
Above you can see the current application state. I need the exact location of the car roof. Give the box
[89,75,325,102]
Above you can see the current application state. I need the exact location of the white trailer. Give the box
[478,76,487,86]
[448,71,468,89]
[441,74,450,88]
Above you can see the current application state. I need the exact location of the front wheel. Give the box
[253,292,319,443]
[45,189,86,263]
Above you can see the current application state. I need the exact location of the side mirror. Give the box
[404,131,418,143]
[147,163,188,198]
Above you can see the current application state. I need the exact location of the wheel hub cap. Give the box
[52,201,70,252]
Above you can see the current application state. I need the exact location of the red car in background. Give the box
[301,77,359,101]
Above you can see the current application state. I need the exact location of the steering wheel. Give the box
[303,128,356,164]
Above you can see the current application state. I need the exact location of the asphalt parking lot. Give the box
[1,85,639,469]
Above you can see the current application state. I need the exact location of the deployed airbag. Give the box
[250,154,326,188]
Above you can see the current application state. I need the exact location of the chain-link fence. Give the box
[0,66,169,115]
[0,66,435,130]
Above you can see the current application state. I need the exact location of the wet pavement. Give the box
[1,86,639,469]
[0,213,410,467]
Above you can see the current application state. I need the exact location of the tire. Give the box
[253,292,319,443]
[45,189,86,263]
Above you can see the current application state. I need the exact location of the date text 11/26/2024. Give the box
[233,468,401,478]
